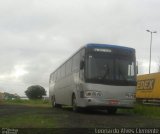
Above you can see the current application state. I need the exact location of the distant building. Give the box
[20,96,29,100]
[42,96,49,101]
[14,93,20,98]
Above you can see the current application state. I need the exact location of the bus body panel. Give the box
[50,70,81,106]
[53,73,75,105]
[76,83,135,108]
[49,43,136,109]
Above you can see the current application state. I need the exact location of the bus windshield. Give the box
[86,52,136,86]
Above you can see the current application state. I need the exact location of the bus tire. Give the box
[107,107,117,114]
[52,96,61,108]
[72,94,81,112]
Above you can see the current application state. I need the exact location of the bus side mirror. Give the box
[80,60,85,70]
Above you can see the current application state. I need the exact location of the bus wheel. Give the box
[72,94,81,112]
[52,96,61,108]
[107,107,117,114]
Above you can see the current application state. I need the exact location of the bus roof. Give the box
[85,43,135,52]
[50,43,135,76]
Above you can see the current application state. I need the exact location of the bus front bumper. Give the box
[78,98,135,109]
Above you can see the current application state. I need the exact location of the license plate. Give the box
[109,100,119,105]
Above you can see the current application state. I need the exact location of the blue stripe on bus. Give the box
[86,43,135,52]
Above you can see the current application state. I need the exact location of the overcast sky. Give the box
[0,0,160,96]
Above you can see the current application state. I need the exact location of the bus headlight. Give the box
[125,93,135,99]
[84,91,102,98]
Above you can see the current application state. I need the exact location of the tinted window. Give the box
[66,59,72,75]
[61,64,65,78]
[72,52,80,71]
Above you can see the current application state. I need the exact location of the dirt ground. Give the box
[0,104,160,128]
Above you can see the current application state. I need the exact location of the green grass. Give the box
[0,113,56,128]
[1,100,160,129]
[0,99,4,104]
[0,99,55,128]
[119,103,160,118]
[2,99,160,118]
[4,99,51,107]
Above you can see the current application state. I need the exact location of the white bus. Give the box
[49,43,136,113]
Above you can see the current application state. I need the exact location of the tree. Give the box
[4,92,20,100]
[25,85,46,99]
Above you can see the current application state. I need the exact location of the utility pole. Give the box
[146,30,157,74]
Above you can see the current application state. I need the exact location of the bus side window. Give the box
[52,74,54,83]
[61,64,65,78]
[49,74,52,84]
[80,48,85,58]
[80,48,85,70]
[59,66,63,79]
[66,59,72,76]
[72,52,80,71]
[54,72,57,82]
[57,69,60,81]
